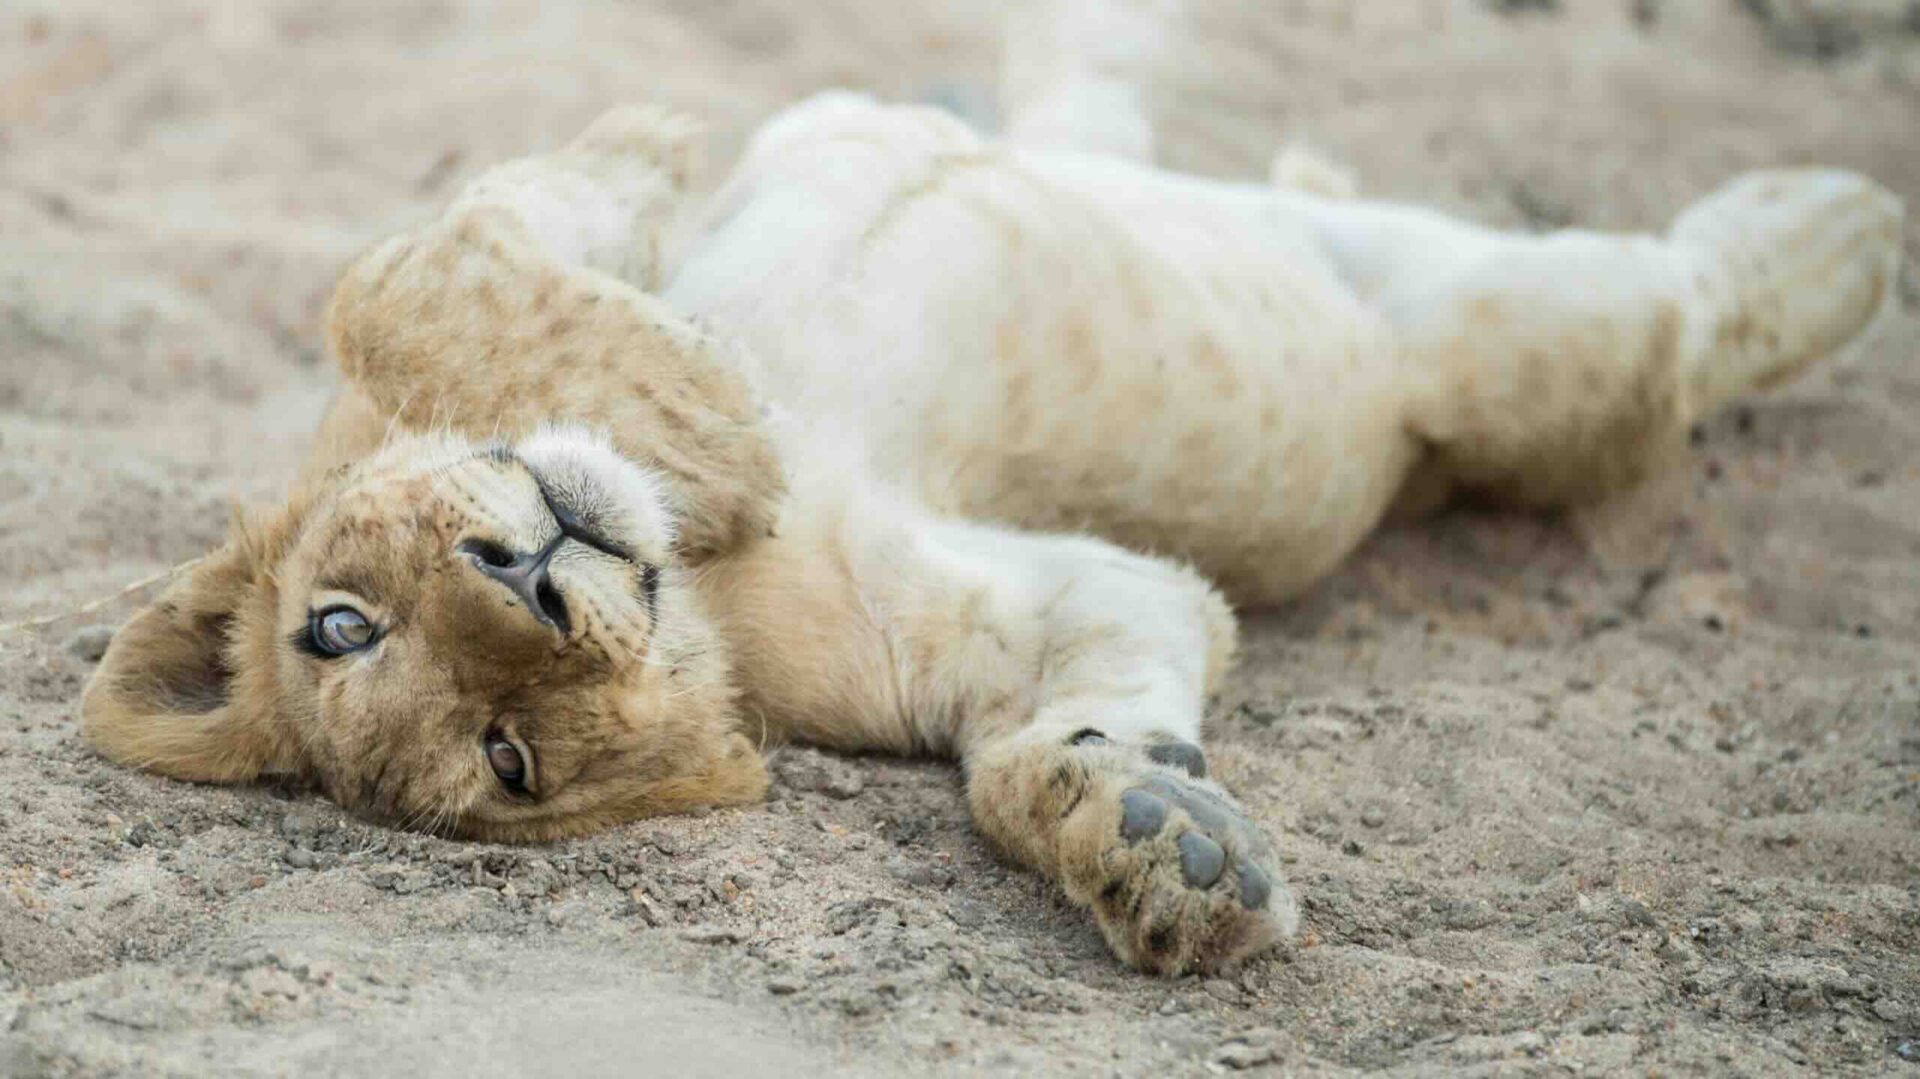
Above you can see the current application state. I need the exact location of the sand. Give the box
[3,0,1918,1074]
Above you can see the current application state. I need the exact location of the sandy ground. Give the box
[3,0,1919,1074]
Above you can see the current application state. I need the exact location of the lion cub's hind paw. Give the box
[1058,732,1297,975]
[452,105,702,286]
[1672,168,1905,409]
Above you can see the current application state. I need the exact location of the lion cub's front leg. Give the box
[708,476,1294,973]
[968,725,1294,974]
[947,534,1295,974]
[938,536,1298,973]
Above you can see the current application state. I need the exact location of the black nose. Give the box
[459,537,570,633]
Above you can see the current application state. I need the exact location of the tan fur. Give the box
[325,201,783,560]
[965,734,1287,974]
[83,502,312,783]
[79,83,1900,975]
[87,431,768,841]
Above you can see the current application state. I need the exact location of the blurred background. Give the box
[3,2,1918,1074]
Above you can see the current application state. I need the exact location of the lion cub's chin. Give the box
[82,426,771,840]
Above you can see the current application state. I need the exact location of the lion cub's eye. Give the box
[485,734,528,792]
[307,607,376,657]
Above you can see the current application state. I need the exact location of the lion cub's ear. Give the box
[81,509,302,785]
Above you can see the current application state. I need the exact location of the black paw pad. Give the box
[1177,831,1226,888]
[1140,776,1238,835]
[1146,740,1208,778]
[1119,790,1167,842]
[1237,863,1272,910]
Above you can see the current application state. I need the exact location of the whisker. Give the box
[381,388,421,451]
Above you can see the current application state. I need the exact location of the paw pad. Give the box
[1177,831,1225,888]
[1146,739,1208,778]
[1140,776,1238,836]
[1044,730,1293,972]
[1237,864,1272,910]
[1119,789,1167,842]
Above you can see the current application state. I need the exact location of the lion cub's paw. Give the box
[1672,168,1904,407]
[453,105,702,285]
[1054,729,1297,975]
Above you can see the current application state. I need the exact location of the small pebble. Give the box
[823,773,865,800]
[837,992,878,1017]
[946,898,991,929]
[627,890,663,926]
[1210,1041,1276,1070]
[1202,979,1240,1003]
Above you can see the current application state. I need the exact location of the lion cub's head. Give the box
[81,425,768,840]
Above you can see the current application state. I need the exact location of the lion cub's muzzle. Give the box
[451,459,659,644]
[460,534,573,634]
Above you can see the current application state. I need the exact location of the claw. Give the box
[1177,831,1226,888]
[1119,789,1167,842]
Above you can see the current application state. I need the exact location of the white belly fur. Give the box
[664,100,1419,601]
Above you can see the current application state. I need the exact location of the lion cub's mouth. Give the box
[533,472,635,564]
[502,426,675,627]
[528,465,663,622]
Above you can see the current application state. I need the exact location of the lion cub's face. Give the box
[82,427,768,840]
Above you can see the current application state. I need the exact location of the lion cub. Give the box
[82,38,1902,973]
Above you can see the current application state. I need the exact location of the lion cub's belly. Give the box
[668,147,1419,602]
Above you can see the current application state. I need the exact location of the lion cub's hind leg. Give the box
[1671,169,1905,411]
[936,524,1292,973]
[1333,168,1903,508]
[999,0,1166,163]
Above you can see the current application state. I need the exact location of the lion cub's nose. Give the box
[458,537,570,634]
